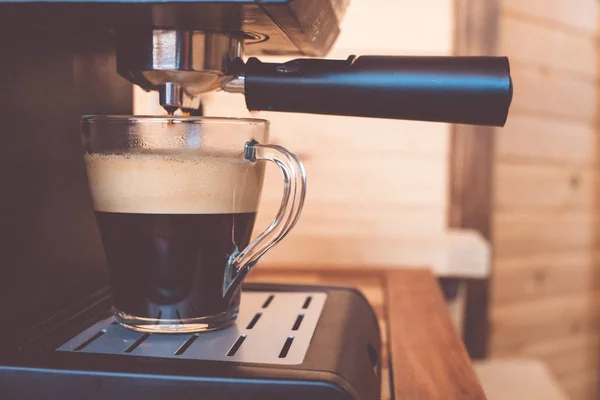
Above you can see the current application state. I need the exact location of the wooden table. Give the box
[248,268,487,400]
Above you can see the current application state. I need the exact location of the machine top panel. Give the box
[58,291,327,365]
[1,0,348,56]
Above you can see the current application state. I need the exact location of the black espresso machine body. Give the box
[0,2,382,398]
[0,0,347,356]
[1,283,382,400]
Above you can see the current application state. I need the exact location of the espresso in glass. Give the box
[82,116,306,333]
[85,152,264,329]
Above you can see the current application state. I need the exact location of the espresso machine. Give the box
[0,1,512,399]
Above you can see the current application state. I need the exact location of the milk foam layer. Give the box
[85,153,264,214]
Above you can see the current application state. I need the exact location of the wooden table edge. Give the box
[385,269,487,399]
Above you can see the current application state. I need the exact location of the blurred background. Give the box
[136,0,600,398]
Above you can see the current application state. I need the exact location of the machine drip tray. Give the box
[58,292,326,365]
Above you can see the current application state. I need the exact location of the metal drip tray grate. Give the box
[57,292,326,365]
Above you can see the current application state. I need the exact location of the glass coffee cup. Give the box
[81,116,305,333]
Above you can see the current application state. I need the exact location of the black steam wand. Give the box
[225,56,512,127]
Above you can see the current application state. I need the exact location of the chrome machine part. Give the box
[117,30,243,113]
[158,83,183,114]
[157,83,204,114]
[222,75,246,94]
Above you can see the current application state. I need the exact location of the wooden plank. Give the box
[386,269,486,399]
[495,163,596,210]
[452,0,500,359]
[448,75,495,359]
[492,0,600,394]
[454,0,499,57]
[558,369,599,400]
[448,126,495,236]
[246,271,326,285]
[501,0,600,35]
[499,15,599,77]
[248,269,385,288]
[510,64,598,121]
[490,291,600,352]
[494,210,600,258]
[492,251,600,304]
[248,267,384,295]
[496,114,597,163]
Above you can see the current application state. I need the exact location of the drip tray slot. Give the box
[57,292,326,365]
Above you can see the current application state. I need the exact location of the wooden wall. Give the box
[490,0,600,399]
[133,0,474,272]
[207,0,456,270]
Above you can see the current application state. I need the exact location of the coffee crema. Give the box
[84,153,264,214]
[84,153,263,327]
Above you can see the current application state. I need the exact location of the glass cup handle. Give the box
[223,140,307,297]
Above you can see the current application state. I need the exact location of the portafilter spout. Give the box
[116,29,243,114]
